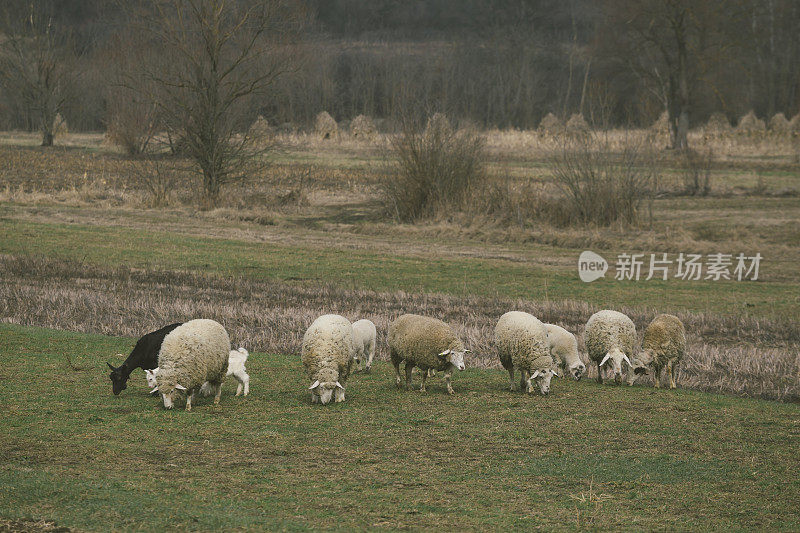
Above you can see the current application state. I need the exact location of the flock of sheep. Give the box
[107,309,686,410]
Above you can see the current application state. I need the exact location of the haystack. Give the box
[790,114,800,136]
[704,112,732,137]
[737,111,766,136]
[351,114,377,140]
[247,116,272,145]
[565,113,589,136]
[53,113,68,137]
[315,111,338,140]
[538,112,563,136]
[768,113,791,136]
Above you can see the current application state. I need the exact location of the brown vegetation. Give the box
[0,253,796,401]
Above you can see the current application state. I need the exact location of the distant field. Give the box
[1,324,798,531]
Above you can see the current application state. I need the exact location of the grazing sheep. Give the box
[388,314,467,395]
[302,314,357,405]
[107,322,182,395]
[495,311,557,395]
[585,310,636,385]
[545,323,586,380]
[352,319,377,373]
[156,319,230,411]
[147,347,250,397]
[628,314,686,389]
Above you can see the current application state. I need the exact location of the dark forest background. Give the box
[1,0,798,133]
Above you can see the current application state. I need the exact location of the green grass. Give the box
[0,217,795,320]
[1,324,798,531]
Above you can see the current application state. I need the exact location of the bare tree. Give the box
[125,0,305,206]
[599,0,742,149]
[0,2,75,146]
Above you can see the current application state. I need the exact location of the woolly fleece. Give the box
[641,314,686,370]
[301,314,356,385]
[495,311,553,374]
[545,323,583,376]
[585,310,636,364]
[352,319,377,370]
[156,319,230,396]
[388,314,464,372]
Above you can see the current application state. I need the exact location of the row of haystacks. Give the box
[537,112,590,137]
[244,112,381,142]
[700,111,799,138]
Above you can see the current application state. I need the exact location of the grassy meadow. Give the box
[0,129,799,530]
[1,324,799,531]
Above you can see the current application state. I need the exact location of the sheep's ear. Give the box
[106,362,116,371]
[175,384,187,391]
[437,350,451,359]
[531,370,541,379]
[335,381,344,390]
[599,353,612,367]
[622,354,632,366]
[308,380,320,390]
[551,369,560,378]
[463,349,471,353]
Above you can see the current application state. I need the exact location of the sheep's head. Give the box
[599,347,631,384]
[160,383,187,409]
[438,348,468,371]
[568,360,587,381]
[308,380,344,405]
[107,360,128,395]
[626,349,653,385]
[145,368,159,389]
[528,367,558,395]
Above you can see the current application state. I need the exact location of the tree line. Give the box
[1,0,798,150]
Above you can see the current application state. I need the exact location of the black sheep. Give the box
[107,323,183,395]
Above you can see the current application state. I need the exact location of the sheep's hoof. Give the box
[419,387,427,393]
[447,388,455,395]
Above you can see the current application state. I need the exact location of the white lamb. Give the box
[351,319,377,373]
[146,347,250,397]
[545,323,586,380]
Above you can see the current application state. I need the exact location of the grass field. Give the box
[2,324,799,531]
[1,130,799,530]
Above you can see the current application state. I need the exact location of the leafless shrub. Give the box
[1,253,797,401]
[551,134,657,226]
[681,148,713,196]
[383,117,486,222]
[130,157,182,207]
[424,112,453,138]
[471,179,574,228]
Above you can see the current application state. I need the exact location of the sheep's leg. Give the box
[668,361,677,389]
[420,369,428,393]
[507,367,515,391]
[596,363,603,384]
[444,370,454,395]
[234,370,249,396]
[185,389,195,411]
[392,353,403,388]
[366,341,375,372]
[522,370,532,394]
[334,386,345,403]
[404,363,415,391]
[212,382,223,405]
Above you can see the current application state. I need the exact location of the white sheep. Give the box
[388,314,467,395]
[301,314,357,404]
[545,323,586,380]
[628,314,686,388]
[145,347,250,397]
[584,310,636,385]
[351,319,377,373]
[495,311,558,395]
[155,319,230,410]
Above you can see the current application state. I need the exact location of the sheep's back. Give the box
[495,312,549,371]
[585,310,635,362]
[301,315,355,380]
[388,314,460,370]
[643,314,686,366]
[158,319,230,389]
